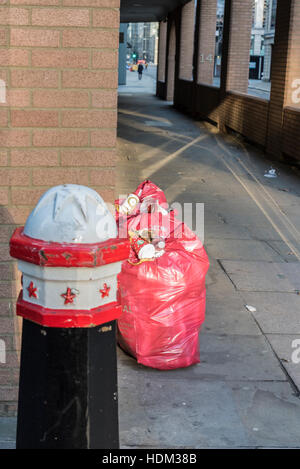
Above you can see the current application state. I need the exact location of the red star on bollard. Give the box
[61,287,76,305]
[100,283,110,298]
[27,281,38,298]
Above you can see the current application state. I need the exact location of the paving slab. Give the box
[204,209,269,230]
[220,261,300,292]
[203,295,261,336]
[118,72,156,95]
[241,292,300,334]
[245,224,285,242]
[205,239,283,262]
[118,371,300,448]
[266,240,300,262]
[204,222,253,241]
[205,258,237,297]
[117,333,286,382]
[267,334,300,392]
[205,203,272,228]
[118,374,247,449]
[230,381,300,448]
[194,334,286,382]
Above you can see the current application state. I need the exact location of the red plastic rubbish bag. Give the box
[115,179,168,231]
[116,182,209,370]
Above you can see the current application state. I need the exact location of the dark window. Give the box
[271,0,277,29]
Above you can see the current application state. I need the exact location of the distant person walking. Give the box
[138,63,144,80]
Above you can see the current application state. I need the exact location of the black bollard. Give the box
[10,185,130,449]
[17,319,119,449]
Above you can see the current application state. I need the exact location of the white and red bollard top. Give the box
[10,185,130,328]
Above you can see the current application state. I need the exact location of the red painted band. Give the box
[16,291,122,328]
[10,227,130,268]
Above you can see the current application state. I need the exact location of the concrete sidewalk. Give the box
[248,79,271,99]
[117,75,300,448]
[118,68,156,95]
[1,73,300,449]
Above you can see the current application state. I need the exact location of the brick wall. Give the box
[197,0,217,85]
[174,0,271,154]
[283,0,300,108]
[226,0,252,93]
[167,23,176,101]
[166,0,300,164]
[266,0,292,158]
[281,0,300,162]
[0,0,120,415]
[158,21,167,83]
[224,91,269,147]
[267,0,300,160]
[179,0,195,81]
[282,106,300,159]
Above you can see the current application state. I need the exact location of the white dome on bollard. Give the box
[10,184,130,328]
[23,184,117,244]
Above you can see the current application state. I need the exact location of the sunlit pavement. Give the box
[248,79,271,100]
[116,72,300,449]
[118,67,156,95]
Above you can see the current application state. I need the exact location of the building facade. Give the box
[250,0,277,81]
[263,0,277,80]
[127,22,159,63]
